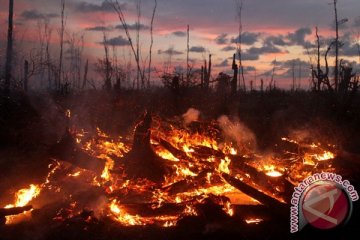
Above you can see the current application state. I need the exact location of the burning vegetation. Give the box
[1,109,337,229]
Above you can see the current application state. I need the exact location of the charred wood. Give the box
[48,130,105,174]
[120,112,169,183]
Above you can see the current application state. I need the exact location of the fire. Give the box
[218,157,231,174]
[245,218,263,224]
[4,184,41,224]
[6,184,41,208]
[109,200,144,226]
[314,151,335,161]
[263,165,283,177]
[156,148,179,162]
[1,114,340,228]
[223,201,234,216]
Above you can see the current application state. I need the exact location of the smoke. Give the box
[217,115,256,151]
[182,108,200,125]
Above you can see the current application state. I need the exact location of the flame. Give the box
[1,120,338,227]
[6,184,41,208]
[245,218,263,224]
[314,151,335,161]
[156,148,179,162]
[4,184,41,224]
[223,201,234,216]
[263,165,283,177]
[109,200,144,226]
[218,157,231,174]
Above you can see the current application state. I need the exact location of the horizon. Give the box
[1,0,360,90]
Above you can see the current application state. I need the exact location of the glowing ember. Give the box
[109,200,144,226]
[218,157,231,174]
[7,184,41,208]
[1,116,339,227]
[245,218,263,224]
[4,184,41,224]
[314,151,335,161]
[263,165,283,177]
[156,148,179,162]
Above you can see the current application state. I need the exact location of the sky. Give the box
[1,0,360,89]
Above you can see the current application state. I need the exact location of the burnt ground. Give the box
[1,89,360,239]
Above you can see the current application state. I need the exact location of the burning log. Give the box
[221,173,287,213]
[120,112,169,182]
[0,205,33,225]
[48,130,105,175]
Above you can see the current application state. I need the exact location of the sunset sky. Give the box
[1,0,360,89]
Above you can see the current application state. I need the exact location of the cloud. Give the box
[353,16,360,27]
[20,10,58,20]
[240,53,259,61]
[221,46,236,52]
[247,44,282,55]
[158,48,183,55]
[264,27,314,49]
[190,46,206,53]
[264,35,287,46]
[244,66,256,72]
[215,33,229,45]
[100,36,130,46]
[75,1,120,13]
[339,33,360,57]
[172,31,186,37]
[85,26,112,31]
[231,32,260,45]
[115,23,149,31]
[233,52,259,61]
[215,59,229,67]
[287,27,312,46]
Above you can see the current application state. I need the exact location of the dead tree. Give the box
[333,0,339,91]
[235,0,246,91]
[147,0,157,88]
[186,25,190,85]
[109,0,145,89]
[82,59,88,89]
[312,27,333,91]
[203,54,212,89]
[119,112,169,183]
[58,0,66,91]
[101,33,112,90]
[24,60,29,92]
[231,53,238,95]
[4,0,14,93]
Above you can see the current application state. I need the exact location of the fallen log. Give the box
[0,205,33,216]
[222,173,288,213]
[0,205,33,225]
[48,130,105,175]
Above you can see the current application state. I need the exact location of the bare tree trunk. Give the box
[315,27,321,91]
[103,34,112,91]
[231,53,238,95]
[291,60,295,91]
[58,0,66,91]
[201,66,204,88]
[147,0,157,88]
[186,24,190,85]
[82,59,88,90]
[235,0,246,91]
[44,21,52,90]
[109,0,145,90]
[333,0,339,92]
[135,0,141,89]
[24,60,29,92]
[4,0,14,93]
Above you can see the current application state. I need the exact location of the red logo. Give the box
[301,181,350,229]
